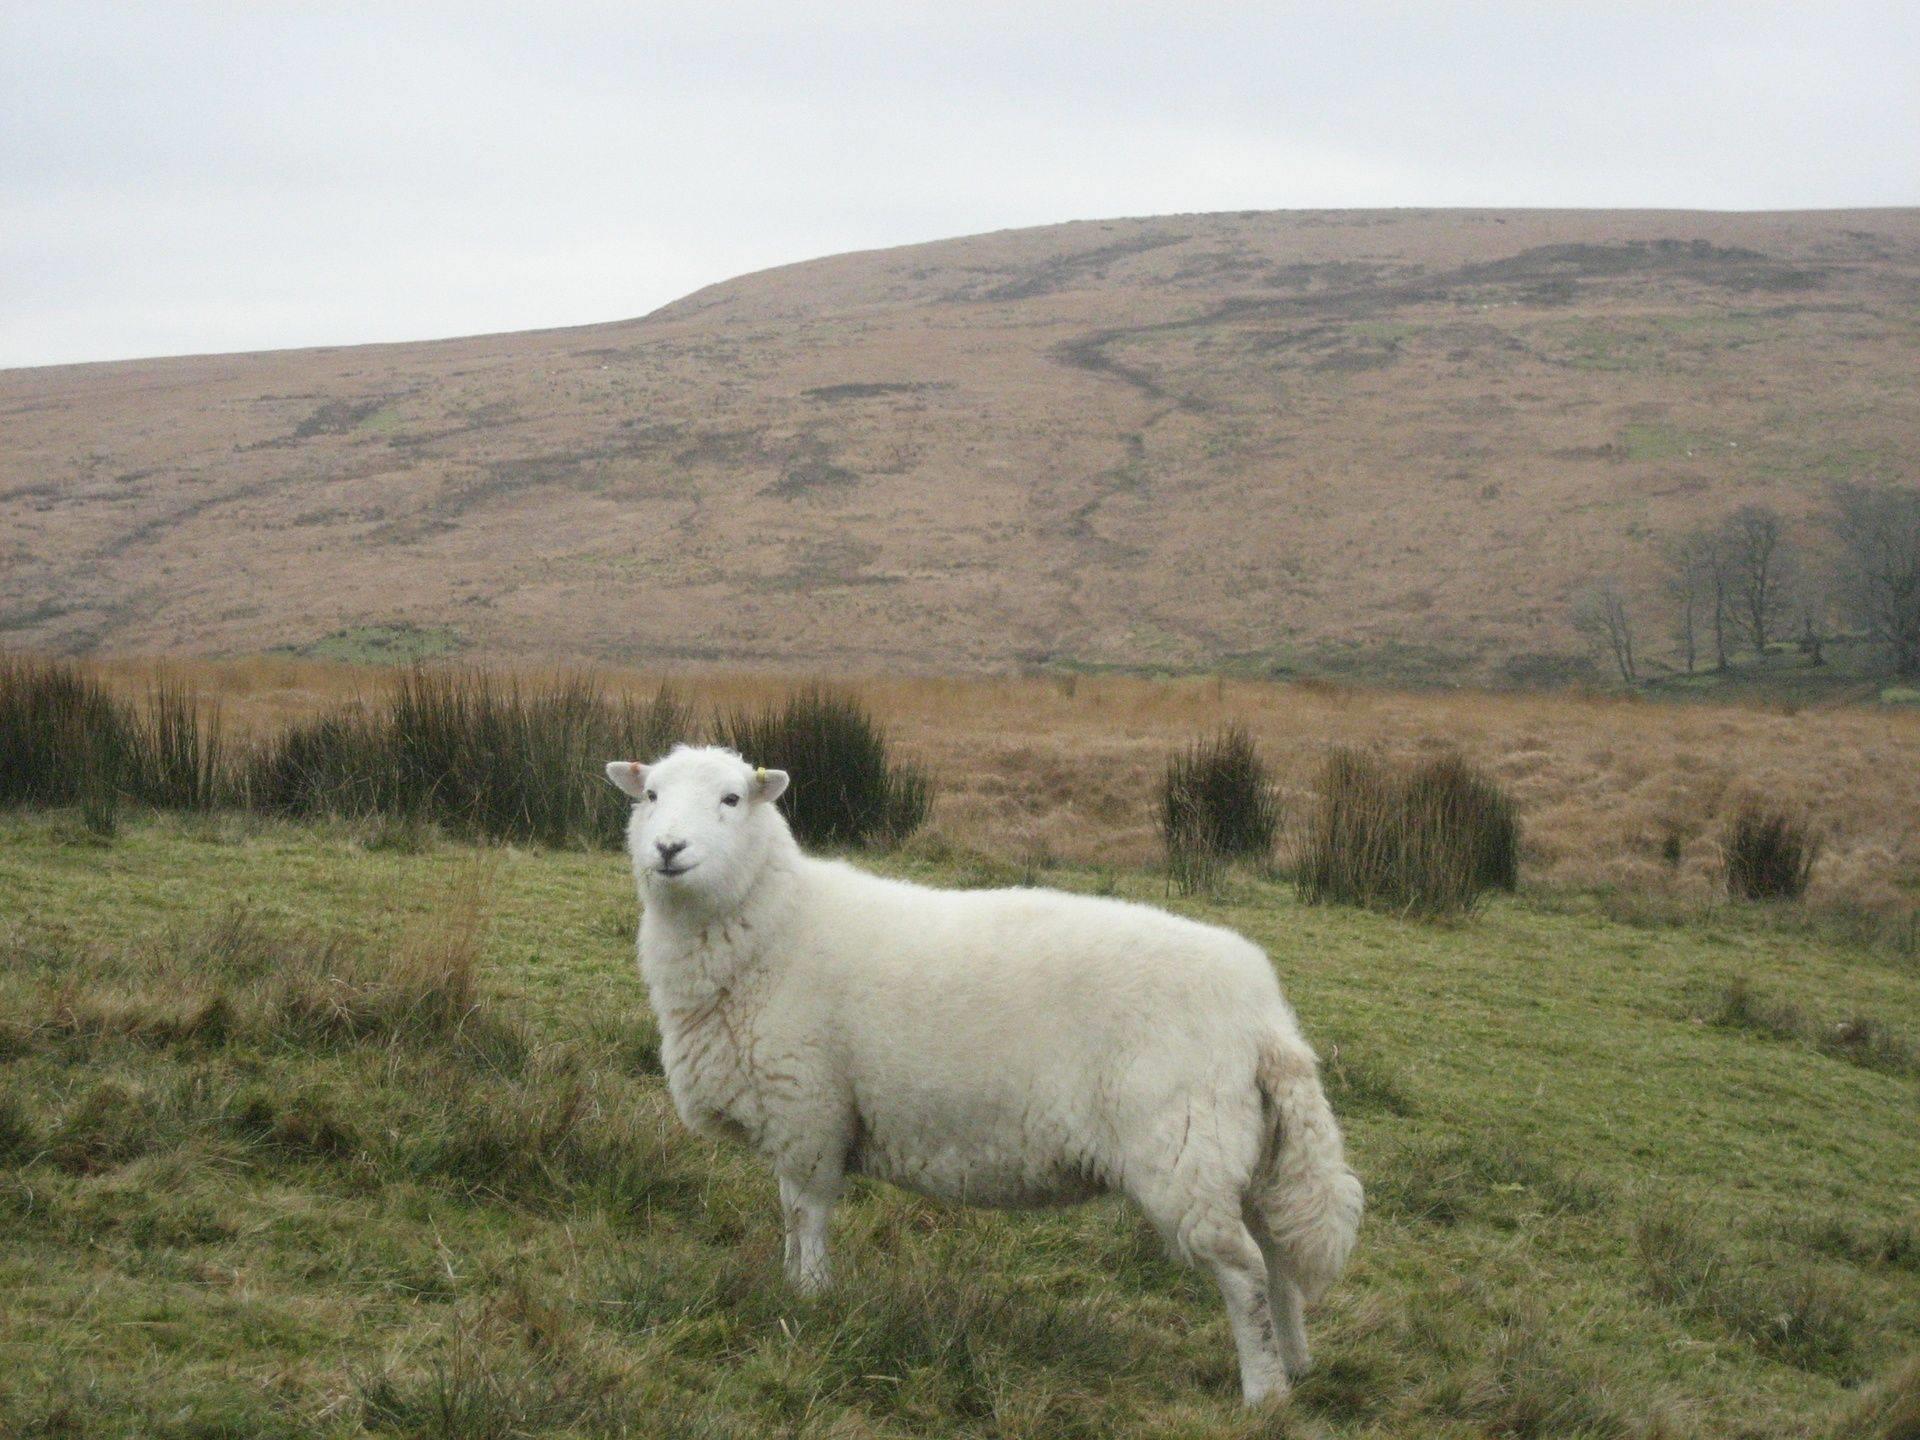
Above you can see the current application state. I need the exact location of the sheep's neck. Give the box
[640,851,797,1012]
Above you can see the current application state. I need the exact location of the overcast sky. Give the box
[4,1,1915,369]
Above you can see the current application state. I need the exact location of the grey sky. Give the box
[4,1,1915,369]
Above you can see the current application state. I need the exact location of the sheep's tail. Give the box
[1249,1035,1363,1302]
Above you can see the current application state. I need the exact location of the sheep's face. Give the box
[605,745,789,906]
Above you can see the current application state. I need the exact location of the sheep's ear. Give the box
[752,767,789,805]
[605,761,649,798]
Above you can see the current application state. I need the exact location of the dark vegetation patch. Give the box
[765,456,860,499]
[292,396,396,440]
[237,392,411,450]
[249,667,694,849]
[0,598,76,636]
[1456,240,1824,295]
[1832,1356,1920,1440]
[1502,651,1602,688]
[1320,1045,1419,1118]
[1784,1214,1920,1273]
[801,381,944,402]
[968,231,1191,303]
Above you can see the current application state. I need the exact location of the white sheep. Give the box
[606,745,1362,1405]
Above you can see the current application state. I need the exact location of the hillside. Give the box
[5,208,1919,681]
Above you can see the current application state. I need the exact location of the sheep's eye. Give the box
[721,793,741,807]
[645,790,657,802]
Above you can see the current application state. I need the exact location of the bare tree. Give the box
[1573,580,1638,684]
[1793,575,1830,667]
[1666,532,1713,674]
[1831,481,1920,677]
[1723,505,1792,656]
[1675,524,1736,670]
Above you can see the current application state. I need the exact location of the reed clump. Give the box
[1297,748,1519,915]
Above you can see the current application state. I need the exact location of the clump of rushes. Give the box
[244,668,692,848]
[1297,748,1519,916]
[1722,799,1817,900]
[1160,726,1279,893]
[715,686,930,848]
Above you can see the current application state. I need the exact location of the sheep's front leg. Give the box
[778,1174,835,1295]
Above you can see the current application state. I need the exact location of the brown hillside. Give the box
[4,208,1917,680]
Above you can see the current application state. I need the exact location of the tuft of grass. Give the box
[1788,1214,1920,1274]
[1701,978,1917,1077]
[0,658,234,822]
[1297,748,1518,915]
[356,1295,632,1440]
[1832,1354,1920,1440]
[1370,1132,1608,1228]
[1321,1043,1419,1117]
[1160,726,1279,894]
[1722,800,1818,900]
[715,685,931,848]
[1636,1206,1862,1375]
[1429,1310,1643,1440]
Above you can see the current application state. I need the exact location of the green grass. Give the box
[282,623,467,665]
[1,811,1916,1437]
[1614,422,1729,463]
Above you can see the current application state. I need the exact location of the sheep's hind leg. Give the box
[778,1174,835,1296]
[1248,1225,1312,1380]
[1178,1209,1288,1406]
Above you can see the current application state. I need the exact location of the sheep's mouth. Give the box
[654,862,698,878]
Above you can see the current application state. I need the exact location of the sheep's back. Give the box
[778,861,1295,1203]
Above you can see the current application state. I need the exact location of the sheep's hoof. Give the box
[787,1267,831,1298]
[1241,1376,1292,1408]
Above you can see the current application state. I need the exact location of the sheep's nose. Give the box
[656,839,688,861]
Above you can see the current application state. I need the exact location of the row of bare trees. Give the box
[1573,482,1920,684]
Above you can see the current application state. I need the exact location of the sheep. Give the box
[605,744,1362,1405]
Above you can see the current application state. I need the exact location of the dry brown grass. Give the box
[80,656,1920,910]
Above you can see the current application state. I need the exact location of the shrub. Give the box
[244,668,692,848]
[1160,726,1278,892]
[715,686,930,848]
[1722,800,1817,900]
[1297,749,1519,915]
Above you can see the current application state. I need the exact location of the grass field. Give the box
[2,810,1915,1437]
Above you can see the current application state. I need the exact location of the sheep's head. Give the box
[606,745,790,907]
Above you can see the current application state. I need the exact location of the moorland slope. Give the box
[5,208,1918,681]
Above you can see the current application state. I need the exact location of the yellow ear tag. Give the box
[755,767,768,784]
